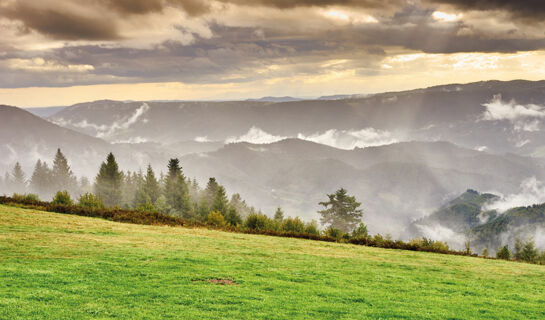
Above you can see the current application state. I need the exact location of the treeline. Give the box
[0,149,259,224]
[492,238,545,265]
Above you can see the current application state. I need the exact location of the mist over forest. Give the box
[1,80,545,253]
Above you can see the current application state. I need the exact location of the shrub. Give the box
[224,206,242,226]
[244,213,273,231]
[52,191,73,206]
[325,227,345,241]
[136,201,157,213]
[12,193,41,203]
[481,248,489,258]
[304,220,321,236]
[496,245,511,260]
[351,222,369,239]
[208,211,226,227]
[281,217,306,233]
[78,193,104,209]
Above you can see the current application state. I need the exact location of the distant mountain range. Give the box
[47,80,545,156]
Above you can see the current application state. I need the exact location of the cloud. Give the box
[297,128,397,150]
[3,58,94,73]
[53,103,150,139]
[427,0,545,21]
[481,95,545,132]
[225,127,287,144]
[483,177,545,213]
[225,127,397,149]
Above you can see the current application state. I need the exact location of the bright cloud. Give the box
[297,128,397,150]
[484,177,545,213]
[225,127,287,144]
[481,95,545,132]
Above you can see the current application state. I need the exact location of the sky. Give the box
[1,0,545,107]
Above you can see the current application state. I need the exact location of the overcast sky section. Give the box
[1,0,545,106]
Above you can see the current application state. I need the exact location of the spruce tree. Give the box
[211,185,229,216]
[94,153,123,207]
[11,162,27,194]
[274,207,284,221]
[163,159,191,217]
[318,188,364,233]
[143,165,160,204]
[30,160,52,197]
[51,149,77,194]
[205,177,219,204]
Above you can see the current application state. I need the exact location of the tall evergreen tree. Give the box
[205,177,219,204]
[229,193,252,219]
[274,207,285,221]
[11,162,27,194]
[134,165,160,207]
[318,188,364,233]
[164,159,191,217]
[29,159,52,197]
[94,153,123,207]
[51,149,77,194]
[211,185,229,216]
[143,165,160,204]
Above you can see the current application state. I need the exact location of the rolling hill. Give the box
[1,204,544,319]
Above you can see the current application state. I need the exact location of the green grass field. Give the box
[1,205,544,319]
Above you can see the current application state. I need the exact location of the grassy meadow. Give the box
[1,204,544,319]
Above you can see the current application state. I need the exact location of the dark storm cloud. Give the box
[104,0,210,16]
[2,0,545,89]
[216,0,403,10]
[427,0,545,20]
[1,3,120,40]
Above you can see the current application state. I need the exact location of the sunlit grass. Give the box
[1,205,544,319]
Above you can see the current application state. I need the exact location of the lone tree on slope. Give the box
[318,188,364,233]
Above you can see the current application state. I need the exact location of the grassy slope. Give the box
[1,205,544,320]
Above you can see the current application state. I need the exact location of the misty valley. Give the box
[2,80,545,260]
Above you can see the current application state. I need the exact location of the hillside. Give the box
[412,190,545,252]
[0,105,111,175]
[1,205,544,319]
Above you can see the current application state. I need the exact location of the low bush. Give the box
[78,193,104,209]
[208,211,226,228]
[52,191,73,206]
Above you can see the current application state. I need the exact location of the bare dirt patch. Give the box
[193,278,238,285]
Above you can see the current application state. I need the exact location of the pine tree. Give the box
[196,196,210,221]
[164,159,191,217]
[94,153,123,207]
[211,185,229,216]
[229,193,252,219]
[318,188,363,233]
[143,165,160,204]
[274,207,284,221]
[11,162,27,194]
[205,177,219,204]
[29,159,52,197]
[51,149,77,194]
[79,176,92,194]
